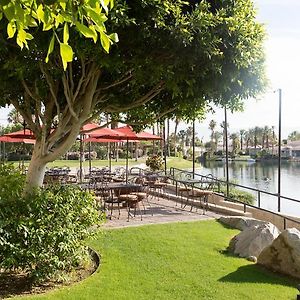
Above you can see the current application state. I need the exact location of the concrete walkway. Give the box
[103,196,222,229]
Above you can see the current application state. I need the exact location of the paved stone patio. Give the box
[103,195,223,229]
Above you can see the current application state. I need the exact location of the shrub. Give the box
[146,155,164,171]
[0,165,101,282]
[215,182,255,205]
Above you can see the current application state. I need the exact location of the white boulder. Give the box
[229,222,280,258]
[219,216,268,231]
[258,228,300,279]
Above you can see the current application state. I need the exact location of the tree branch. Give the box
[21,79,39,102]
[96,71,133,93]
[73,57,86,101]
[105,82,165,112]
[39,63,61,120]
[62,72,78,120]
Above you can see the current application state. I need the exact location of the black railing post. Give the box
[258,191,261,208]
[284,218,286,230]
[224,107,230,199]
[278,88,282,212]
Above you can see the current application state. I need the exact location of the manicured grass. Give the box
[22,220,296,300]
[11,157,194,170]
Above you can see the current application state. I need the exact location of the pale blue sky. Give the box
[0,1,299,140]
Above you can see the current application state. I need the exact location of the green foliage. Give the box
[0,0,267,190]
[146,155,164,171]
[217,182,255,205]
[0,165,101,282]
[0,0,116,70]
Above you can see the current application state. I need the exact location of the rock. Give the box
[258,228,300,279]
[229,222,280,258]
[247,256,257,263]
[219,216,268,231]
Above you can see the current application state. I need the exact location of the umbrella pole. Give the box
[163,121,167,175]
[126,138,129,183]
[192,120,195,179]
[79,134,83,182]
[108,142,112,172]
[88,141,92,174]
[22,142,25,172]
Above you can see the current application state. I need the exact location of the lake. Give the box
[194,160,300,217]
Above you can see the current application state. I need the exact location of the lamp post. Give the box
[224,107,230,199]
[277,88,282,212]
[192,119,195,179]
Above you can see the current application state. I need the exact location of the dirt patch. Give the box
[0,249,99,299]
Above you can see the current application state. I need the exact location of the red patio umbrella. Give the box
[0,136,35,144]
[106,125,162,182]
[4,129,35,139]
[0,132,35,168]
[113,125,162,141]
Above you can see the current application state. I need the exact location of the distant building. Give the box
[286,140,300,158]
[281,146,292,158]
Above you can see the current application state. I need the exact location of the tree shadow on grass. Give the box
[218,261,298,289]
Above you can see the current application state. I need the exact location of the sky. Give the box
[0,1,299,140]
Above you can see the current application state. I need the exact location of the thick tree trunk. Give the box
[25,143,48,194]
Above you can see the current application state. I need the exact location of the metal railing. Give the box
[169,167,300,229]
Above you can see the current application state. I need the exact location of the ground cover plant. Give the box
[18,220,297,300]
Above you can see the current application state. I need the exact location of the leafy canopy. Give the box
[0,0,266,149]
[0,0,116,69]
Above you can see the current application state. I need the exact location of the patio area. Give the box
[103,195,222,229]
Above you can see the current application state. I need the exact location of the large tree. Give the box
[0,0,266,192]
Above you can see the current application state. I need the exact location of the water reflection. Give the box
[195,160,300,217]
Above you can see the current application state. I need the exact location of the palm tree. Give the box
[214,131,222,153]
[263,126,272,149]
[230,133,240,156]
[173,117,180,156]
[220,121,229,154]
[177,130,186,150]
[254,126,260,149]
[209,120,217,154]
[239,129,246,151]
[288,131,300,141]
[166,119,170,156]
[185,126,193,147]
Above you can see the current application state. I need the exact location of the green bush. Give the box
[216,184,255,205]
[146,155,164,171]
[0,165,101,282]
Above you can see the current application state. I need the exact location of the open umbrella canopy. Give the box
[88,127,126,139]
[113,125,162,141]
[80,123,100,134]
[4,129,35,139]
[0,136,35,144]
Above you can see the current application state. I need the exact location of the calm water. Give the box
[193,160,300,217]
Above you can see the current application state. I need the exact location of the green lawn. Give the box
[12,157,194,170]
[22,220,296,300]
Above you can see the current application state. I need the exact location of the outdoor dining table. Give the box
[44,168,70,183]
[79,182,142,192]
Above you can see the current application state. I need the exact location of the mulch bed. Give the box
[0,251,99,299]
